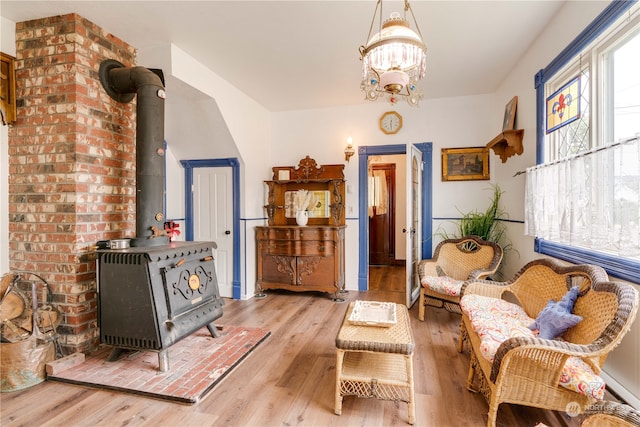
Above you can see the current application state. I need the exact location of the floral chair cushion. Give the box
[421,275,465,297]
[460,294,605,399]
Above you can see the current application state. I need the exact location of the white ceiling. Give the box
[1,1,566,112]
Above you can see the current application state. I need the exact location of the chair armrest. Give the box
[418,259,439,278]
[489,336,606,383]
[460,279,509,298]
[469,268,494,280]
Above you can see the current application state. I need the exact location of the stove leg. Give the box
[158,349,169,372]
[206,323,221,338]
[107,347,126,362]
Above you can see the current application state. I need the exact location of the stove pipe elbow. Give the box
[99,59,168,247]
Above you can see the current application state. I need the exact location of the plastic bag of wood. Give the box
[0,335,55,391]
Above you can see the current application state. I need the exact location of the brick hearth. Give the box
[8,14,137,354]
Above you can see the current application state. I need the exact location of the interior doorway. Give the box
[367,155,407,302]
[357,143,433,304]
[368,163,396,266]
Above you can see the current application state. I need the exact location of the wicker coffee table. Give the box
[334,301,415,424]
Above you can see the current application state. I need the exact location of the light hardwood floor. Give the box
[1,267,581,427]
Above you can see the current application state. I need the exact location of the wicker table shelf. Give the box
[334,301,415,424]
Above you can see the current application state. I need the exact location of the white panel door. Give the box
[405,145,422,307]
[193,167,233,298]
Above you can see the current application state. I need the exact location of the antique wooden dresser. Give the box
[256,156,346,300]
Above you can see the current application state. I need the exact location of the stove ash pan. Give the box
[97,242,224,358]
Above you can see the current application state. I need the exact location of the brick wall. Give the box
[8,14,137,354]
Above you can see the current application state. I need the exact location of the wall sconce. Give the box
[344,137,355,162]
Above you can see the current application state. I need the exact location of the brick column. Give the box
[8,14,137,354]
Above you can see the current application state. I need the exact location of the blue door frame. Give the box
[357,143,433,291]
[180,158,242,300]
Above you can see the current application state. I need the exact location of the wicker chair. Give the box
[417,235,502,320]
[581,401,640,427]
[459,258,639,427]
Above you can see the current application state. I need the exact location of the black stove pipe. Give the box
[99,59,168,247]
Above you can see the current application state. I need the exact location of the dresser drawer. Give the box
[297,229,334,241]
[259,228,295,240]
[258,227,334,241]
[267,240,334,256]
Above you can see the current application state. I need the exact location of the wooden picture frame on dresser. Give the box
[256,156,346,301]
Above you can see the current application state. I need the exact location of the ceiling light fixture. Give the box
[359,0,426,106]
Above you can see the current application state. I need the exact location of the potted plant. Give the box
[437,184,514,277]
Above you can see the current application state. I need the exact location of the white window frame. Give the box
[533,0,640,283]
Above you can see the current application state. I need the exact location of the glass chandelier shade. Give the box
[360,1,427,106]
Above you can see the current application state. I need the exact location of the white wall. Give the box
[139,44,273,299]
[492,0,639,407]
[487,0,611,279]
[139,44,273,221]
[164,146,185,241]
[0,16,16,274]
[270,93,498,291]
[271,94,498,217]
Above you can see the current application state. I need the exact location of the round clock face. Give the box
[379,111,402,134]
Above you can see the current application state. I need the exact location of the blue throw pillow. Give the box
[528,286,583,339]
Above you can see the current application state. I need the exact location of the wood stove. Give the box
[96,60,224,372]
[97,242,224,372]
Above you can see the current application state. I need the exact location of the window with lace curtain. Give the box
[526,1,640,282]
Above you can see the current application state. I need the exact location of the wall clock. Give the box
[379,111,402,135]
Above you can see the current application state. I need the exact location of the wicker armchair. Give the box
[459,258,639,427]
[581,401,640,427]
[418,235,502,320]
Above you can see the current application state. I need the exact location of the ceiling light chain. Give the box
[359,0,427,107]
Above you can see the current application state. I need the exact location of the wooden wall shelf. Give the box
[486,129,524,163]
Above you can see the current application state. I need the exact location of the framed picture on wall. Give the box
[441,147,490,181]
[502,96,518,131]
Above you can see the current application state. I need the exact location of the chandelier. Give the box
[359,0,427,106]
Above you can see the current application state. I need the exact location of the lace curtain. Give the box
[368,170,388,217]
[525,136,640,258]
